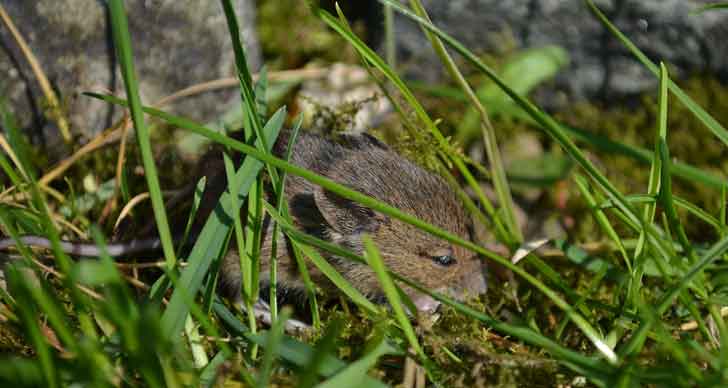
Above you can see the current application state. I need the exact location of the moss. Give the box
[257,0,358,69]
[0,321,33,356]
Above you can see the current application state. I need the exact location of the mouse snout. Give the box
[460,262,488,295]
[446,259,488,302]
[409,262,487,314]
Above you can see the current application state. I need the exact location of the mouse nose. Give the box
[445,261,488,302]
[407,263,488,315]
[461,264,488,295]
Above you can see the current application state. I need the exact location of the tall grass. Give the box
[0,0,727,386]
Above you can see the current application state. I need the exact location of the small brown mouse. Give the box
[201,130,487,313]
[0,130,488,313]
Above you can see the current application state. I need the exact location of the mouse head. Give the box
[311,144,487,313]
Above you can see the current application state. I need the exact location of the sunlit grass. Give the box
[0,0,726,386]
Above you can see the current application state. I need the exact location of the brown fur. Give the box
[197,130,487,307]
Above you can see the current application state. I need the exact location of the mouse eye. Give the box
[432,254,456,267]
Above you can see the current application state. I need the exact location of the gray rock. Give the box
[391,0,727,105]
[0,0,259,153]
[297,63,392,133]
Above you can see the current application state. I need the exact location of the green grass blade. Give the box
[627,61,671,310]
[157,110,284,337]
[407,0,522,242]
[0,357,46,386]
[219,0,264,140]
[657,138,692,255]
[316,333,396,388]
[267,119,321,327]
[599,194,724,235]
[0,148,21,187]
[5,266,59,388]
[0,96,34,180]
[362,236,426,361]
[185,316,209,369]
[295,241,378,315]
[176,176,207,256]
[672,197,724,234]
[257,309,290,387]
[655,63,696,262]
[298,319,343,388]
[254,66,268,122]
[222,149,254,301]
[721,186,727,236]
[107,0,176,269]
[269,115,303,322]
[634,65,668,261]
[288,239,322,329]
[0,98,26,185]
[199,351,229,388]
[220,0,281,188]
[574,175,630,271]
[691,3,728,14]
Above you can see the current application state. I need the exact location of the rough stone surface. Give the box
[0,0,260,150]
[391,0,728,105]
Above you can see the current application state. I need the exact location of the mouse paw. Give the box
[239,299,311,333]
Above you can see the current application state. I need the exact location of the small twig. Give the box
[403,356,416,388]
[198,335,235,344]
[50,215,86,239]
[100,115,131,224]
[112,188,191,230]
[153,67,328,108]
[681,306,728,331]
[30,257,103,300]
[11,252,157,297]
[122,273,150,291]
[114,261,187,270]
[415,363,425,388]
[113,191,151,230]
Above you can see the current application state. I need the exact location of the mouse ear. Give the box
[313,186,387,234]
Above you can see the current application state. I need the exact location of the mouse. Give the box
[0,129,488,314]
[205,129,488,313]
